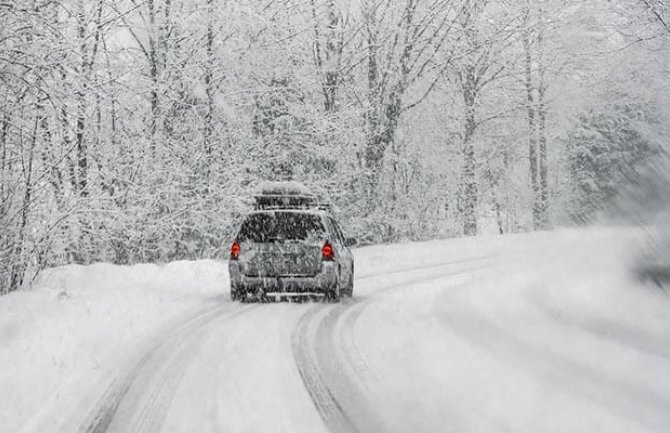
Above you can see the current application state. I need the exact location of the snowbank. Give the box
[0,260,227,433]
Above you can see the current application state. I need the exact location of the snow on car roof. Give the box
[253,181,332,211]
[257,181,315,197]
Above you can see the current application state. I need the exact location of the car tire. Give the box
[326,287,340,302]
[345,264,354,297]
[231,285,242,302]
[326,275,342,303]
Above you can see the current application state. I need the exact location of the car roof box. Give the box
[254,182,321,210]
[258,181,314,197]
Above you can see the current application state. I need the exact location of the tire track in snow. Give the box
[523,289,670,361]
[292,304,361,433]
[436,294,670,432]
[291,257,500,433]
[80,303,257,433]
[354,254,500,285]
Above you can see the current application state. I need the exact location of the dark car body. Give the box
[229,183,354,302]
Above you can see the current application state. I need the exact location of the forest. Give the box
[1,0,669,293]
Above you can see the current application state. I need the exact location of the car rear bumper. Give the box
[229,262,338,294]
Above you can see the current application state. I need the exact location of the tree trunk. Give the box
[9,100,40,291]
[461,64,478,236]
[537,8,549,229]
[364,5,381,209]
[76,94,87,197]
[148,0,159,158]
[523,3,540,229]
[59,81,77,192]
[76,0,88,198]
[538,82,548,228]
[485,164,504,235]
[203,0,214,193]
[0,110,8,209]
[323,0,342,113]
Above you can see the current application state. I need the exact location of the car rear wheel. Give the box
[344,264,354,297]
[231,285,243,302]
[326,286,340,302]
[325,274,342,302]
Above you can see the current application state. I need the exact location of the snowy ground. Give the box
[1,227,669,433]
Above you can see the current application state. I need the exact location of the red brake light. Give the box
[230,242,240,260]
[322,242,334,261]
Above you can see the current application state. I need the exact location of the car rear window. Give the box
[237,212,325,242]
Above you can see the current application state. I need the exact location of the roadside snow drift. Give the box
[0,260,227,433]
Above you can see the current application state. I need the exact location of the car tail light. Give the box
[230,241,240,260]
[322,242,334,261]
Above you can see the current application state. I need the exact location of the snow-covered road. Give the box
[2,228,670,433]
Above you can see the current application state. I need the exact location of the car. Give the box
[228,182,356,302]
